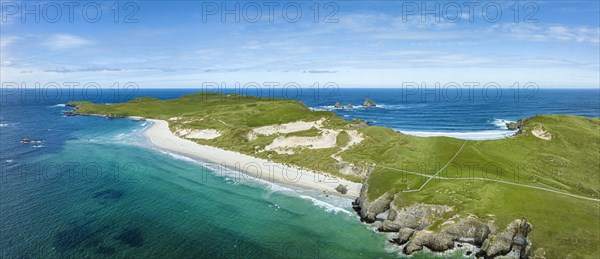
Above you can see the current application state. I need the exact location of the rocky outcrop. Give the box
[333,102,354,109]
[20,138,43,143]
[394,227,415,245]
[353,179,533,257]
[398,217,492,255]
[334,162,373,177]
[106,114,126,119]
[335,184,348,194]
[478,219,532,258]
[443,219,491,245]
[350,119,368,128]
[506,118,527,131]
[383,203,453,230]
[352,182,393,223]
[354,186,533,258]
[404,230,455,254]
[362,98,376,107]
[63,111,76,116]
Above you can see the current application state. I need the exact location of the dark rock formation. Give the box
[353,182,393,223]
[478,219,532,258]
[404,231,455,254]
[443,219,491,245]
[106,114,126,119]
[385,203,453,230]
[362,98,376,107]
[354,181,533,258]
[131,118,146,122]
[395,227,415,245]
[350,119,369,128]
[380,220,402,232]
[21,138,43,143]
[506,119,527,131]
[335,184,348,194]
[334,101,342,108]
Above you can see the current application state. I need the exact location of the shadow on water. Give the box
[54,221,108,252]
[93,189,125,204]
[114,228,144,247]
[96,245,116,255]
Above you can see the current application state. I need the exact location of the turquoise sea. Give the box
[1,88,598,258]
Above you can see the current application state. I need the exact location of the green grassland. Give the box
[70,92,600,257]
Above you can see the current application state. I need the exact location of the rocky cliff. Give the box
[353,185,533,258]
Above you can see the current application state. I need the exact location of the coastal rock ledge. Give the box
[353,183,533,258]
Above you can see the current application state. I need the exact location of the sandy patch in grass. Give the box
[532,126,552,140]
[344,130,364,149]
[265,129,339,154]
[186,129,221,139]
[248,118,325,140]
[176,128,222,139]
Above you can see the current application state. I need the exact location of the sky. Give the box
[1,1,599,88]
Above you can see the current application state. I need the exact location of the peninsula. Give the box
[68,92,600,258]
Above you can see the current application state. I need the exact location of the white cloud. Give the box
[44,34,93,50]
[494,23,600,44]
[0,36,22,49]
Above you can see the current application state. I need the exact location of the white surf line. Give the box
[404,140,468,193]
[377,164,600,202]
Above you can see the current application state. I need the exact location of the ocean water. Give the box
[1,88,598,258]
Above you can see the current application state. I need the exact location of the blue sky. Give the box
[1,1,599,88]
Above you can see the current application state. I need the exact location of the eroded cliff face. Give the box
[353,186,533,258]
[478,219,533,258]
[352,182,393,223]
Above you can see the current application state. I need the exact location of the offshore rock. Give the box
[362,98,376,107]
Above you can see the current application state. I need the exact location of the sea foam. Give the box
[399,130,517,140]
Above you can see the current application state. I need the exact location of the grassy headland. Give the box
[69,92,599,258]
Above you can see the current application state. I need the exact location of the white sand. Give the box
[265,129,340,154]
[178,128,221,139]
[248,119,325,140]
[531,126,552,140]
[144,119,362,198]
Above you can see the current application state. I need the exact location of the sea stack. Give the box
[362,98,376,107]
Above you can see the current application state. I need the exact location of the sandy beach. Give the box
[143,119,362,199]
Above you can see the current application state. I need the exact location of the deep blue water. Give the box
[0,87,598,258]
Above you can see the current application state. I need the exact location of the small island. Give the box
[68,92,599,258]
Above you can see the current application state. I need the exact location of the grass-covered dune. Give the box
[70,92,599,258]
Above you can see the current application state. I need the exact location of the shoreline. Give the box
[142,118,362,199]
[397,129,518,140]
